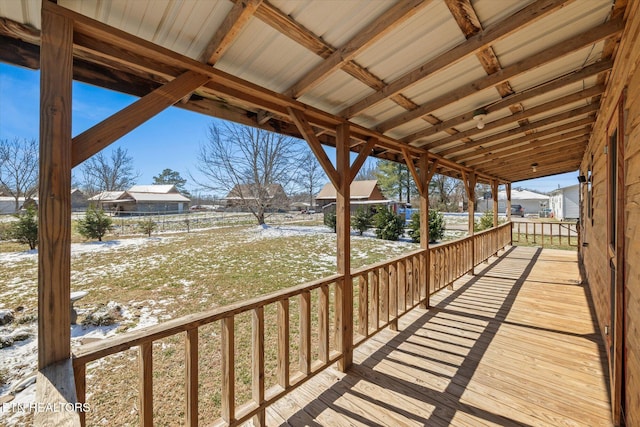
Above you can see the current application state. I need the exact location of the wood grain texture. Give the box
[266,247,612,427]
[38,6,73,370]
[35,360,81,427]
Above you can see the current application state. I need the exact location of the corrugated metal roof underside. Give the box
[0,0,622,183]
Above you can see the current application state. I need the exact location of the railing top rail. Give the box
[74,272,342,365]
[351,248,425,275]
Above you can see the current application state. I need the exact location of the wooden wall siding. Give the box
[579,1,640,424]
[623,41,640,426]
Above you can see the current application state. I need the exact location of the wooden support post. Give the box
[506,183,512,244]
[185,329,198,427]
[38,2,74,370]
[335,122,352,372]
[419,155,432,308]
[491,180,499,228]
[463,172,477,275]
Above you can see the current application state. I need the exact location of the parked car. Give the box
[511,204,525,217]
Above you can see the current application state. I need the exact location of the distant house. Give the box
[478,188,550,216]
[225,183,290,211]
[88,185,190,214]
[71,188,89,211]
[549,184,580,220]
[315,180,387,210]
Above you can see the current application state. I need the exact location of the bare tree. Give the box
[0,137,39,211]
[355,158,378,181]
[80,147,140,195]
[297,150,326,209]
[429,174,463,211]
[194,122,301,225]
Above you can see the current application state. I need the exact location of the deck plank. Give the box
[259,247,612,427]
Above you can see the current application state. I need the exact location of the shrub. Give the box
[373,207,405,241]
[406,210,446,243]
[138,218,157,237]
[351,207,373,236]
[474,210,494,232]
[77,206,113,241]
[10,206,38,249]
[324,211,336,232]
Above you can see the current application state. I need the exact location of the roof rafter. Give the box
[420,85,604,151]
[285,0,430,98]
[339,0,574,119]
[376,17,623,133]
[199,0,263,65]
[437,103,598,158]
[402,59,611,145]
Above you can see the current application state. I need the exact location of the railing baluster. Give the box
[277,299,290,388]
[138,342,153,427]
[319,284,329,363]
[74,363,86,427]
[398,260,406,313]
[358,275,369,337]
[221,317,235,424]
[252,307,265,427]
[185,328,198,427]
[414,255,420,303]
[300,291,311,375]
[389,263,398,331]
[406,257,413,307]
[371,271,379,330]
[380,266,389,326]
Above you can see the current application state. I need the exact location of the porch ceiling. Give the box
[0,0,627,183]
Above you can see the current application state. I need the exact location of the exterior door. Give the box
[607,94,625,426]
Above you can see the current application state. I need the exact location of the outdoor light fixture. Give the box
[531,162,539,173]
[473,108,488,129]
[577,175,587,183]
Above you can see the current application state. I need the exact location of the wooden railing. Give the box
[512,220,578,248]
[71,222,512,426]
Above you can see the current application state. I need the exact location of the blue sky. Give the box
[0,63,578,195]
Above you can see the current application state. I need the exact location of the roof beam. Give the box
[339,0,574,118]
[402,59,611,144]
[436,103,598,157]
[285,0,430,98]
[199,0,262,65]
[421,85,604,151]
[376,16,623,133]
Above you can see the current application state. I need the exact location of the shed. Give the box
[549,184,580,220]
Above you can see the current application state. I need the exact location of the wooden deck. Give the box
[263,246,612,427]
